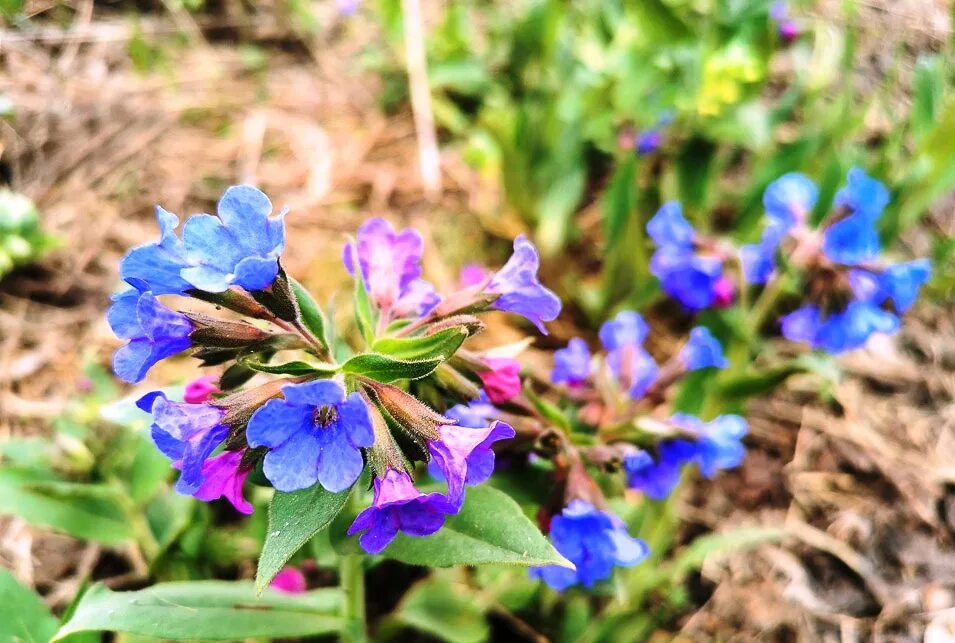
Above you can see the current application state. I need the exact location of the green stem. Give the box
[339,553,366,642]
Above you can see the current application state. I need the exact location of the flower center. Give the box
[313,405,338,428]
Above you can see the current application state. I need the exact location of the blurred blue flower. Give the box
[108,289,193,383]
[763,172,817,231]
[635,129,663,155]
[682,414,749,478]
[246,380,374,493]
[680,327,728,370]
[822,213,882,266]
[444,392,497,428]
[607,344,659,400]
[487,235,562,334]
[834,168,890,220]
[647,201,694,250]
[551,337,592,386]
[180,185,286,293]
[849,259,931,313]
[529,500,648,591]
[624,440,697,500]
[740,220,786,284]
[139,391,229,495]
[599,310,650,350]
[347,469,457,554]
[647,203,725,310]
[781,301,901,354]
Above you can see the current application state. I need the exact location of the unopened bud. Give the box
[186,312,272,348]
[250,266,299,322]
[424,314,486,338]
[363,379,454,442]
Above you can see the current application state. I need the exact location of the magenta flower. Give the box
[477,357,521,404]
[343,218,439,318]
[190,450,253,514]
[428,421,515,508]
[347,469,457,554]
[459,263,490,288]
[270,566,307,593]
[184,375,220,404]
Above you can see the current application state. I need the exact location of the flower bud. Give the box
[477,357,522,404]
[185,312,272,348]
[184,375,220,403]
[363,379,454,442]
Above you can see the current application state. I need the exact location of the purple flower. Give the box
[635,129,663,155]
[486,235,562,334]
[180,186,286,293]
[606,344,659,400]
[680,327,728,370]
[343,218,439,318]
[190,450,253,514]
[599,311,649,351]
[763,173,817,231]
[108,290,193,383]
[139,392,229,495]
[444,392,497,428]
[740,221,786,284]
[119,206,191,295]
[529,500,648,591]
[246,380,374,493]
[459,263,490,288]
[624,441,698,500]
[347,469,457,554]
[428,421,515,508]
[551,337,592,386]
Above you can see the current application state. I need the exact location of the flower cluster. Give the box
[648,169,930,355]
[744,169,931,353]
[109,187,559,554]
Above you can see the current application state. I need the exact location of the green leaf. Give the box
[0,469,134,544]
[602,156,636,246]
[290,276,331,349]
[52,582,342,641]
[0,567,58,643]
[665,527,785,583]
[341,486,572,568]
[256,484,352,593]
[395,572,490,643]
[372,327,469,361]
[241,357,338,377]
[342,353,443,383]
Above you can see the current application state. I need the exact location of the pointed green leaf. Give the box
[0,568,58,643]
[372,327,469,361]
[290,277,331,349]
[256,484,352,593]
[52,582,342,641]
[241,357,338,377]
[342,353,443,383]
[0,469,134,544]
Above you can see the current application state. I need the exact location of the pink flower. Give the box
[191,450,253,514]
[270,566,307,593]
[478,357,522,404]
[712,275,736,309]
[458,263,490,288]
[184,375,220,404]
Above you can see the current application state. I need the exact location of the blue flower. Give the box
[529,500,648,591]
[487,235,562,334]
[822,213,881,266]
[781,301,900,354]
[246,380,374,492]
[635,129,663,155]
[763,172,817,231]
[647,202,694,250]
[107,290,193,383]
[444,392,497,428]
[599,311,649,351]
[606,345,659,400]
[551,338,592,386]
[119,206,191,295]
[849,259,931,313]
[624,441,697,500]
[834,167,889,220]
[651,249,723,310]
[347,469,457,554]
[180,185,286,293]
[429,421,515,508]
[740,221,786,284]
[679,414,748,478]
[680,327,728,370]
[138,392,229,495]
